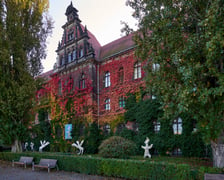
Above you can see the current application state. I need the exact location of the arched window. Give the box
[105,71,111,87]
[105,98,110,110]
[173,117,182,135]
[134,62,141,79]
[79,73,86,89]
[118,67,124,84]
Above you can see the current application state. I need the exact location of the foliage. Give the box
[115,127,136,141]
[123,93,208,157]
[84,122,103,154]
[25,108,51,151]
[1,152,223,179]
[0,0,52,152]
[126,0,224,167]
[98,136,137,159]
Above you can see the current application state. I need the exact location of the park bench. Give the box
[12,156,34,168]
[32,158,58,173]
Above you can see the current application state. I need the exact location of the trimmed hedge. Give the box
[0,152,223,180]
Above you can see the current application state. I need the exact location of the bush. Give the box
[84,122,103,154]
[98,136,137,159]
[0,152,223,179]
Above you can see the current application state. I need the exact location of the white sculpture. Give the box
[24,142,28,151]
[72,140,84,155]
[30,142,34,151]
[39,140,50,152]
[141,137,153,158]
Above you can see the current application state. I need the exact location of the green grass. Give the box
[131,156,213,168]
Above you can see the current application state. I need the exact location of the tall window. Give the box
[60,56,64,66]
[154,120,161,133]
[119,96,125,108]
[134,62,141,79]
[105,98,110,110]
[79,73,86,89]
[79,47,84,58]
[72,49,76,61]
[118,67,124,84]
[68,52,72,63]
[105,71,111,87]
[173,117,182,135]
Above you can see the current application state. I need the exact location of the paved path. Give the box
[0,160,123,180]
[204,173,224,180]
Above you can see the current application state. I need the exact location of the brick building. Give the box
[37,2,145,130]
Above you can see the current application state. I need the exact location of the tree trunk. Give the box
[211,141,224,168]
[11,139,22,153]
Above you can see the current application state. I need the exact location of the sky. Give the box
[42,0,137,73]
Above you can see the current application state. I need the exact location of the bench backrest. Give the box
[19,156,33,164]
[39,159,57,168]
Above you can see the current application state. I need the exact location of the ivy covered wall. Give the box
[117,92,210,157]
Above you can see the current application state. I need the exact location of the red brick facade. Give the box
[38,2,145,126]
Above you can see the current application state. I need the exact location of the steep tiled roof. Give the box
[38,70,53,81]
[99,33,135,61]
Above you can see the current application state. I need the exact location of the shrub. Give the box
[84,122,103,154]
[98,136,137,159]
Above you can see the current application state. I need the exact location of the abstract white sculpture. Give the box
[30,142,34,151]
[72,140,84,155]
[39,140,50,152]
[24,142,28,151]
[141,137,153,158]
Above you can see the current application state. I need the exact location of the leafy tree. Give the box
[126,0,224,167]
[0,0,52,152]
[84,122,103,154]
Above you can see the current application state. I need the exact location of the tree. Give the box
[0,0,52,152]
[126,0,224,167]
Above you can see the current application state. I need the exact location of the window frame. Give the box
[119,96,125,108]
[105,98,110,110]
[105,71,111,87]
[153,120,161,133]
[79,73,86,89]
[134,62,142,79]
[173,117,183,135]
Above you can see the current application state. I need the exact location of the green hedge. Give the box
[0,152,223,180]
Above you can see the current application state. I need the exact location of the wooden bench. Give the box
[12,156,34,168]
[32,158,58,173]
